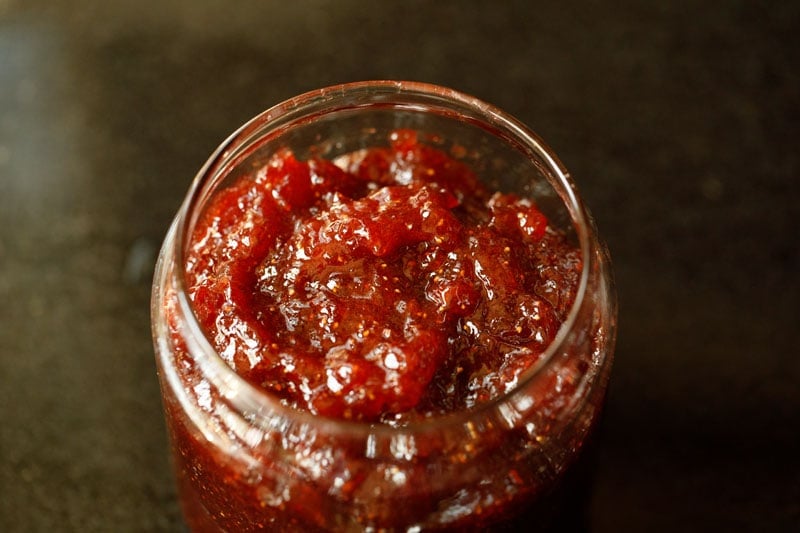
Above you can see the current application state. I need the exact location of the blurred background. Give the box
[1,1,798,531]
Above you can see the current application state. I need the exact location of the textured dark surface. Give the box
[1,1,798,531]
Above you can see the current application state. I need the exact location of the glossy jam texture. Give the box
[185,130,581,423]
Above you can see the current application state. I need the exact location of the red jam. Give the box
[185,130,581,423]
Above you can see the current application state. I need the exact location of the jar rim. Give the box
[170,80,593,436]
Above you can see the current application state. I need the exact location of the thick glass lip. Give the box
[169,80,593,437]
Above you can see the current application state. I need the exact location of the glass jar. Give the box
[151,81,616,532]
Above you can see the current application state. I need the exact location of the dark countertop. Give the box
[1,1,798,531]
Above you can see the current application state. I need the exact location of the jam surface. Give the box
[185,130,581,423]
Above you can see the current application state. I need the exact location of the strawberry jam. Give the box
[184,130,581,424]
[153,87,615,531]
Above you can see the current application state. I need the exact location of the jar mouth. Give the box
[171,80,592,436]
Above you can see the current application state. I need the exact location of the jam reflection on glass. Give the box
[159,128,608,531]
